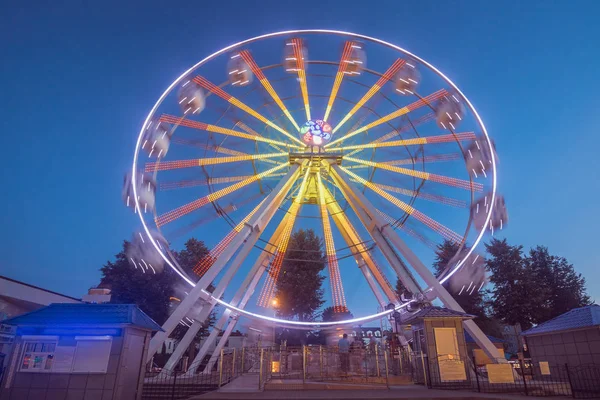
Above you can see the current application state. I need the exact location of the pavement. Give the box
[193,374,542,399]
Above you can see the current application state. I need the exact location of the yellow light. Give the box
[332,58,406,134]
[324,41,355,122]
[326,89,447,148]
[327,132,476,152]
[339,166,463,244]
[146,153,286,172]
[156,163,288,226]
[343,156,482,192]
[292,38,311,121]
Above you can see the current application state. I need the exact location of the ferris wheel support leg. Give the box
[187,209,290,375]
[147,164,302,362]
[330,164,505,363]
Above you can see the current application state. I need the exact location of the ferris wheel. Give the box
[122,29,508,371]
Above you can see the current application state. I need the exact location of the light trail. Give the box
[323,41,355,122]
[291,38,311,121]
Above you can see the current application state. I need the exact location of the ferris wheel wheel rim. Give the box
[131,29,497,327]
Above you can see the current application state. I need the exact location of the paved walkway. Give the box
[194,375,543,399]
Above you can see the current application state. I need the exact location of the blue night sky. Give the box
[2,0,599,314]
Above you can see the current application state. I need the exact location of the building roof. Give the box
[401,306,474,324]
[465,331,504,344]
[522,305,600,336]
[2,303,163,331]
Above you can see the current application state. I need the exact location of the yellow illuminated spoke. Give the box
[340,167,464,244]
[160,115,300,149]
[326,89,447,148]
[332,58,406,134]
[343,156,482,192]
[328,132,475,152]
[193,76,305,146]
[257,168,311,307]
[372,183,467,208]
[290,38,311,121]
[323,186,397,301]
[145,153,286,172]
[345,112,435,157]
[159,173,287,191]
[155,163,288,227]
[317,175,348,312]
[240,50,300,131]
[323,41,355,122]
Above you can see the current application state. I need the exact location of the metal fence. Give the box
[417,353,600,399]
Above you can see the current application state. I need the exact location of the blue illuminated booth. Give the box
[0,303,162,400]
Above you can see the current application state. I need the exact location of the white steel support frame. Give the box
[187,209,293,375]
[330,164,504,362]
[147,163,302,362]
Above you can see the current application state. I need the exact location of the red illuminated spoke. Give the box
[239,50,300,131]
[155,163,288,227]
[160,114,299,149]
[193,198,267,277]
[343,156,482,192]
[323,41,356,122]
[329,132,475,152]
[317,174,348,313]
[332,58,406,134]
[145,153,286,172]
[193,76,304,146]
[326,89,447,148]
[341,167,464,244]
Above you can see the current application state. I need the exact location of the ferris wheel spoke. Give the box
[167,192,266,239]
[340,167,464,244]
[145,153,286,172]
[257,167,311,307]
[323,41,357,122]
[193,76,304,146]
[384,153,462,165]
[160,175,254,191]
[235,120,287,154]
[323,185,398,302]
[317,174,348,313]
[192,198,267,277]
[239,50,300,131]
[329,131,475,152]
[287,38,311,121]
[160,114,299,149]
[371,183,467,208]
[155,163,288,227]
[376,209,439,251]
[343,156,482,191]
[326,89,447,148]
[332,58,406,135]
[345,113,436,157]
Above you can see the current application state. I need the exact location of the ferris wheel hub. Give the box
[300,119,332,146]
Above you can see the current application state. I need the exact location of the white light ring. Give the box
[131,29,497,327]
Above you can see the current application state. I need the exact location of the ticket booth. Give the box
[0,303,162,400]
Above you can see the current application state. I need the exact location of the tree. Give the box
[173,238,210,279]
[485,238,540,330]
[525,246,591,323]
[100,241,177,325]
[275,229,326,322]
[321,306,354,322]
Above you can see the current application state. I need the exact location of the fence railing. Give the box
[417,353,600,399]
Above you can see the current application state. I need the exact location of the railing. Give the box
[417,353,600,399]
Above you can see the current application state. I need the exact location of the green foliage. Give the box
[485,238,591,330]
[173,238,210,279]
[100,241,176,325]
[321,306,354,322]
[275,229,326,322]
